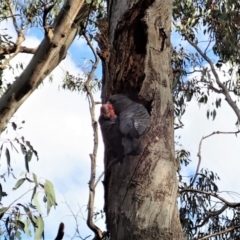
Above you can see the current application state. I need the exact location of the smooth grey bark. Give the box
[0,0,92,134]
[98,0,184,239]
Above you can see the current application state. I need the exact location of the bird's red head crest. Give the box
[100,104,116,119]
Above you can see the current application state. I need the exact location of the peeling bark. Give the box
[98,0,184,239]
[0,0,92,134]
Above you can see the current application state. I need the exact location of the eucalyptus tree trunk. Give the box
[98,0,184,239]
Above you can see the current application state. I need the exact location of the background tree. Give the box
[173,0,240,239]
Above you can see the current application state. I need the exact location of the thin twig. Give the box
[8,188,33,208]
[174,124,184,130]
[83,33,103,240]
[208,84,222,93]
[6,0,18,32]
[64,202,80,239]
[204,36,213,55]
[188,204,228,230]
[189,130,240,187]
[179,188,240,208]
[94,171,104,189]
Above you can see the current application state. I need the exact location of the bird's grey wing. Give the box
[129,104,150,137]
[119,111,136,136]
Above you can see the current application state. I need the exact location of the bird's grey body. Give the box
[108,94,150,155]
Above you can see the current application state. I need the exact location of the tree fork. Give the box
[0,0,92,134]
[98,0,184,239]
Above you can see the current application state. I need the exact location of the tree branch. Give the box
[94,171,104,189]
[42,2,55,37]
[8,188,34,208]
[189,130,240,187]
[62,198,86,239]
[0,0,91,135]
[179,188,240,208]
[188,204,228,230]
[83,33,104,240]
[0,46,37,56]
[208,84,222,94]
[6,0,19,32]
[198,224,240,240]
[207,204,228,217]
[174,123,184,130]
[1,0,27,69]
[186,36,240,122]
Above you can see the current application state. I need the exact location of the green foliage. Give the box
[44,180,57,215]
[0,174,57,239]
[33,216,44,240]
[0,120,57,239]
[79,0,107,38]
[172,0,240,123]
[13,178,25,190]
[173,0,240,238]
[1,0,65,28]
[85,0,104,9]
[62,71,101,93]
[178,155,240,239]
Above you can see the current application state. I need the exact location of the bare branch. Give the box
[6,188,34,210]
[95,101,102,105]
[0,46,37,56]
[208,84,222,94]
[62,198,86,239]
[42,2,55,36]
[83,33,103,240]
[179,188,240,208]
[1,30,26,69]
[189,136,203,188]
[204,36,213,55]
[94,171,104,189]
[6,0,19,32]
[189,130,240,187]
[207,204,228,217]
[198,225,240,240]
[1,0,27,69]
[174,124,184,130]
[83,33,98,63]
[190,204,229,230]
[185,201,229,231]
[179,187,240,231]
